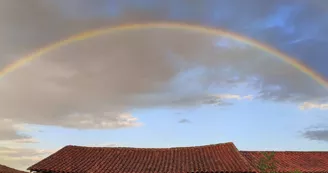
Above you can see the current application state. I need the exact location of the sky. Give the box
[0,0,328,170]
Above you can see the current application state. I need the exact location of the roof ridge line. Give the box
[229,144,258,172]
[65,142,235,149]
[240,150,328,153]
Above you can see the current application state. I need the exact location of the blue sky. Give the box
[26,92,327,150]
[0,0,328,170]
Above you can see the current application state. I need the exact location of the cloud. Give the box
[178,119,191,124]
[0,146,55,171]
[0,24,326,130]
[89,143,120,147]
[299,102,328,110]
[303,127,328,142]
[59,112,142,129]
[0,0,327,131]
[199,94,253,106]
[0,119,35,142]
[0,2,327,171]
[303,130,328,142]
[215,94,254,100]
[11,138,39,144]
[302,123,328,142]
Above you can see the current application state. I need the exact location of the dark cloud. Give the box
[0,24,327,130]
[0,0,327,130]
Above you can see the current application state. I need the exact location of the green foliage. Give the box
[257,152,277,173]
[257,152,302,173]
[289,170,302,173]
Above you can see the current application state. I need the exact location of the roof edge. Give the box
[241,150,328,153]
[0,164,27,173]
[230,145,258,172]
[62,142,236,150]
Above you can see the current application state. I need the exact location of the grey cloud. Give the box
[302,123,328,142]
[0,27,326,129]
[168,95,229,108]
[0,0,327,130]
[178,119,191,124]
[0,120,33,141]
[0,1,71,66]
[303,129,328,142]
[202,96,224,106]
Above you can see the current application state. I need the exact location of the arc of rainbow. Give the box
[0,22,327,89]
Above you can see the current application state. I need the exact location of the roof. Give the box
[28,142,256,173]
[0,164,26,173]
[241,151,328,173]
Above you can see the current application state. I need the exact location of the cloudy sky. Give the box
[1,0,328,170]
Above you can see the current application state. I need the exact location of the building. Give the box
[27,142,328,173]
[0,164,26,173]
[241,151,328,173]
[28,142,256,173]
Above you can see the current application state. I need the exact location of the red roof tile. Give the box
[0,164,26,173]
[28,142,256,173]
[241,151,328,173]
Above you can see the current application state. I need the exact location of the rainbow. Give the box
[0,22,327,89]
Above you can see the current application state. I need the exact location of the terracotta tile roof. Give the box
[28,142,256,173]
[0,164,26,173]
[241,151,328,173]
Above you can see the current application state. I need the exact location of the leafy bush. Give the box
[257,152,301,173]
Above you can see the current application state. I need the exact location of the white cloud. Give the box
[11,138,39,144]
[62,112,142,129]
[89,143,120,147]
[0,146,55,171]
[299,102,328,110]
[0,119,34,142]
[215,94,254,100]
